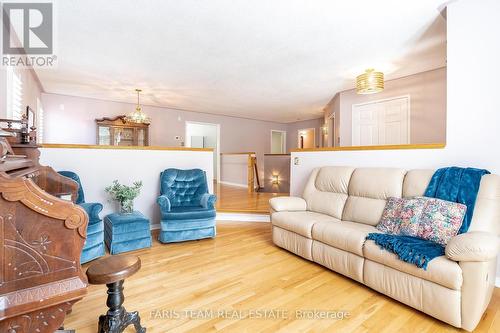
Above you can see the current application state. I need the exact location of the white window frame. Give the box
[6,67,23,122]
[36,97,44,143]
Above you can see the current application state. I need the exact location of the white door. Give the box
[352,96,409,146]
[271,130,286,154]
[191,136,205,148]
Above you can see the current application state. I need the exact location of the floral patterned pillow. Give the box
[408,197,467,245]
[376,197,467,246]
[376,197,427,235]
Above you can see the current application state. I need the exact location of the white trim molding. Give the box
[218,180,247,188]
[216,212,270,222]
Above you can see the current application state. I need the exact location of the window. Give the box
[36,97,44,143]
[6,67,23,122]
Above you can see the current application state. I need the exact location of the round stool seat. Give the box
[86,255,141,285]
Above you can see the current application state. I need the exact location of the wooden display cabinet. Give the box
[95,115,149,146]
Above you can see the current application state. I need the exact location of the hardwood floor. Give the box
[215,183,288,214]
[65,222,500,333]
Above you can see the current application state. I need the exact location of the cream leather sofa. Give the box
[270,167,500,331]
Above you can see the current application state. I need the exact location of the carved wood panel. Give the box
[0,173,88,332]
[0,300,77,333]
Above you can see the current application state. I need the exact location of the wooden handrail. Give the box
[220,152,256,155]
[264,153,291,156]
[247,155,261,193]
[291,143,445,152]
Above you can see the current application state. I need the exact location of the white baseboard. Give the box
[216,212,270,222]
[218,181,248,188]
[150,213,270,230]
[496,276,500,288]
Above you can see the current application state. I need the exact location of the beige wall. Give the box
[323,67,446,146]
[286,118,323,150]
[323,93,340,147]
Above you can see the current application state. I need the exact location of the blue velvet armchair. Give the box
[58,171,106,263]
[157,168,217,243]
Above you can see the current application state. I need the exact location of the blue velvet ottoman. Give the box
[104,211,152,255]
[82,221,106,264]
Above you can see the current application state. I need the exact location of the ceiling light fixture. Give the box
[356,69,384,94]
[126,89,151,124]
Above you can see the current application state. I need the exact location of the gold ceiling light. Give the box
[126,89,151,124]
[356,69,384,94]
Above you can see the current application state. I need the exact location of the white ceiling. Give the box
[36,0,447,123]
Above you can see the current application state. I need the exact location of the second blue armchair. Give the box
[157,168,217,243]
[58,171,106,264]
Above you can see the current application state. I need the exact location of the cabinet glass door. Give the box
[137,129,145,146]
[98,126,111,145]
[115,127,134,146]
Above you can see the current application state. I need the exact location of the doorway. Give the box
[270,130,286,154]
[297,128,316,149]
[185,121,221,182]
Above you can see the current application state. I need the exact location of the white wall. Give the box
[290,0,500,283]
[220,154,250,187]
[40,147,214,228]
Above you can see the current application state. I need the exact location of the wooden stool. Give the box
[86,255,146,333]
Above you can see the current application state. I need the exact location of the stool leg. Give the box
[97,280,146,333]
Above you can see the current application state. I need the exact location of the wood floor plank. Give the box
[64,222,500,333]
[215,183,287,213]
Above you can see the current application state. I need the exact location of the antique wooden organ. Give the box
[0,134,88,332]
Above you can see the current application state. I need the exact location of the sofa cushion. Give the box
[163,206,216,220]
[303,167,354,219]
[348,168,407,199]
[314,166,354,193]
[312,220,377,256]
[403,169,434,197]
[468,174,500,235]
[363,240,463,290]
[272,211,339,238]
[342,168,406,226]
[342,196,388,226]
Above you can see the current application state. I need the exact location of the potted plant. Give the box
[105,180,143,214]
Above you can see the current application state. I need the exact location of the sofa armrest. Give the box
[200,193,217,209]
[269,197,307,212]
[445,231,499,262]
[79,202,103,223]
[157,195,171,212]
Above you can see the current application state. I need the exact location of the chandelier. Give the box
[356,69,384,94]
[125,89,151,124]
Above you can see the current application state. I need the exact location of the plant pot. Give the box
[120,199,134,214]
